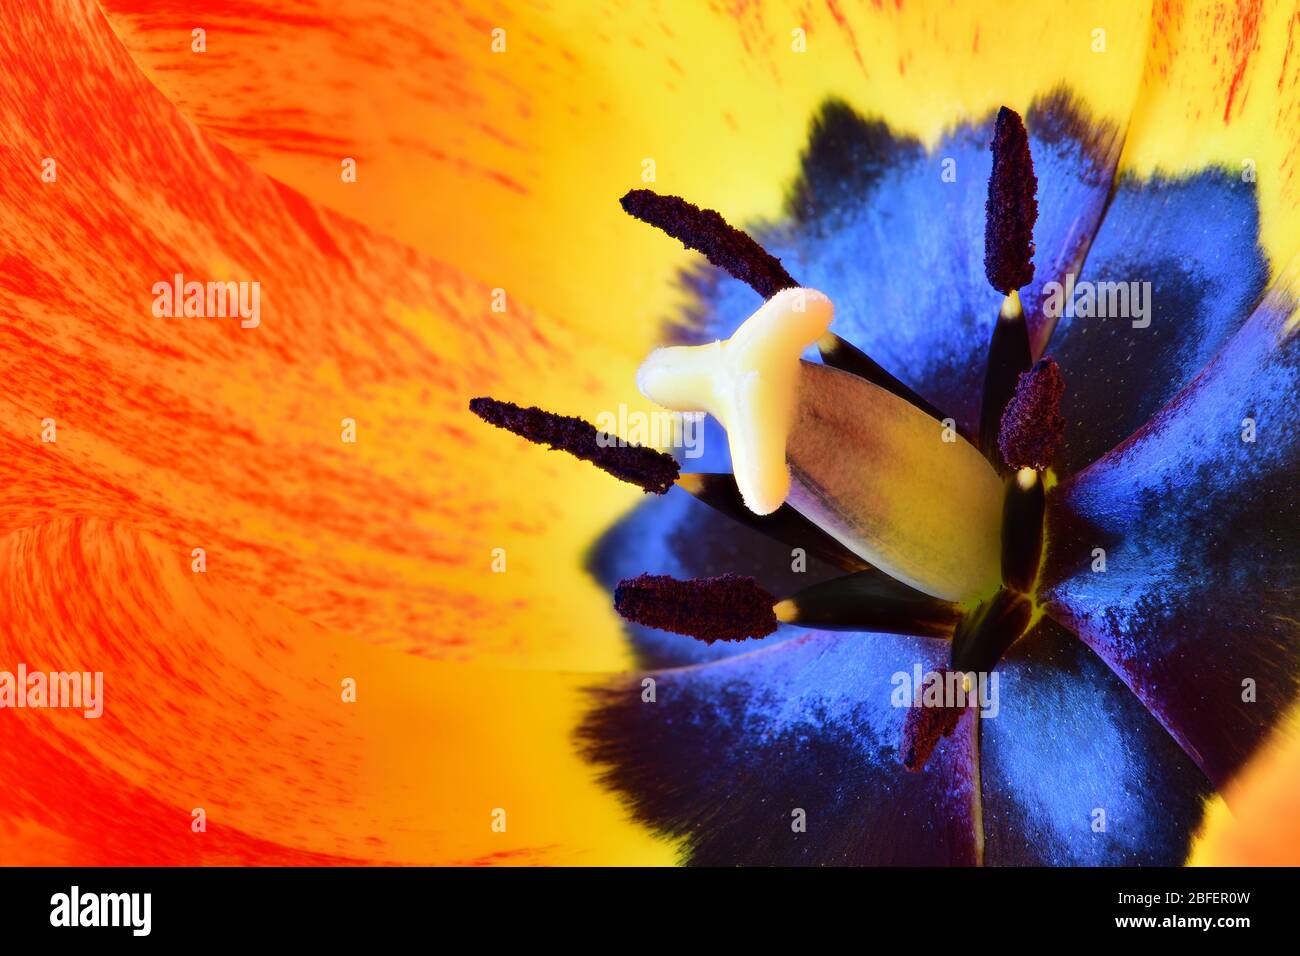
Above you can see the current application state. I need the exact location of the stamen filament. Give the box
[949,588,1033,674]
[1001,467,1045,593]
[817,331,952,427]
[675,473,869,572]
[615,569,962,645]
[979,289,1034,468]
[776,569,962,639]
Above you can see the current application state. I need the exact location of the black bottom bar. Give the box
[0,866,1288,941]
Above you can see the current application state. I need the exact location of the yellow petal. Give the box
[1119,0,1300,271]
[1189,701,1300,866]
[101,0,1156,352]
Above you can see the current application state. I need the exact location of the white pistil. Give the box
[636,287,833,515]
[636,287,1004,602]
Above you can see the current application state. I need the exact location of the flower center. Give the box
[468,103,1066,772]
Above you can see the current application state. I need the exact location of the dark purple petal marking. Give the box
[579,95,1273,856]
[984,106,1038,294]
[468,396,679,494]
[1042,291,1300,787]
[998,358,1065,470]
[578,634,980,865]
[786,100,924,222]
[619,189,797,299]
[1039,168,1267,475]
[613,573,778,643]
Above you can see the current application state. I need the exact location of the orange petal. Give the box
[1,0,649,668]
[0,518,672,864]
